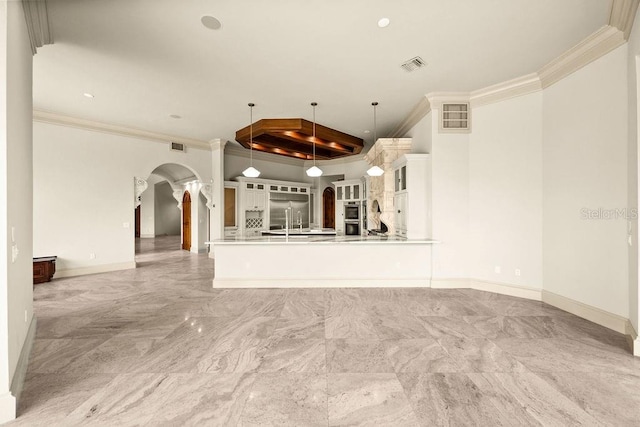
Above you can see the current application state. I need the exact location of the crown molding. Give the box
[610,0,640,40]
[224,143,305,167]
[425,93,472,111]
[33,109,211,150]
[209,139,226,151]
[22,0,53,55]
[470,73,542,108]
[538,25,625,89]
[311,153,368,167]
[390,96,431,138]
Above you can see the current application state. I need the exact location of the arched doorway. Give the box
[322,187,335,228]
[182,191,191,250]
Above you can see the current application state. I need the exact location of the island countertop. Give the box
[206,235,439,245]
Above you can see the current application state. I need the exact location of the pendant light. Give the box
[367,101,384,177]
[242,103,260,178]
[306,102,323,177]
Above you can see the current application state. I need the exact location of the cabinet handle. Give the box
[397,210,401,213]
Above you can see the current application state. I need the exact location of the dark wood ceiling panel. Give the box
[236,118,364,160]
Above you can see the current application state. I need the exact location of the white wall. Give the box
[33,122,212,273]
[429,111,470,279]
[406,111,432,154]
[154,181,180,236]
[542,44,629,318]
[0,1,33,421]
[313,157,369,180]
[139,174,163,238]
[224,151,305,182]
[628,8,640,338]
[469,92,543,289]
[198,191,209,249]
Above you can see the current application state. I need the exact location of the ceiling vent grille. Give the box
[440,103,470,133]
[170,142,186,153]
[400,56,426,72]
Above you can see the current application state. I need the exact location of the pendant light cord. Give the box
[372,101,378,143]
[311,102,317,166]
[249,103,254,166]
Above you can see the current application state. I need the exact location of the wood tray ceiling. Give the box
[235,118,364,160]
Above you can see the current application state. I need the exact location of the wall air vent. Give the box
[440,103,470,133]
[400,56,426,72]
[170,142,186,153]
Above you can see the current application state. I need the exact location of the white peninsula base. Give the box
[209,236,437,288]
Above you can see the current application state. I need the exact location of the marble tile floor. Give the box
[7,236,640,426]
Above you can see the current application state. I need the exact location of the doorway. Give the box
[134,205,141,238]
[322,187,335,228]
[182,191,191,250]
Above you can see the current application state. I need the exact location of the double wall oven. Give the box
[344,203,361,235]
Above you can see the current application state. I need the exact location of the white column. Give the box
[209,139,226,247]
[0,1,35,422]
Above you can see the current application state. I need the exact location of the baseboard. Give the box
[140,234,155,238]
[213,278,432,289]
[10,316,36,405]
[0,392,16,424]
[431,278,542,301]
[626,321,639,357]
[541,290,629,335]
[469,279,542,301]
[430,278,471,289]
[55,261,137,278]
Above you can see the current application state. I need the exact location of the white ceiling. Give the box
[151,163,197,184]
[33,0,612,151]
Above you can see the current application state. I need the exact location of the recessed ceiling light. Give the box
[201,16,222,30]
[377,18,390,28]
[364,130,371,134]
[83,93,94,98]
[169,114,182,119]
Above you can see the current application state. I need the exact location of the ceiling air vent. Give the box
[170,142,186,153]
[400,56,426,72]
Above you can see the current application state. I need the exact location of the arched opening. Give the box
[182,191,191,250]
[322,187,335,228]
[135,162,206,257]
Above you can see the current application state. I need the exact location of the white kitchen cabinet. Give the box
[333,179,364,202]
[394,192,407,237]
[392,154,431,239]
[244,182,266,210]
[335,200,344,233]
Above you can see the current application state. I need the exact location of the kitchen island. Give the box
[207,234,437,288]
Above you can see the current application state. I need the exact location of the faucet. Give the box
[284,208,290,238]
[297,211,302,232]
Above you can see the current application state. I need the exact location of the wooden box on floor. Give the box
[33,256,57,284]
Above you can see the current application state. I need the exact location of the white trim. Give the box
[625,321,639,356]
[431,278,542,301]
[0,393,16,424]
[21,0,52,55]
[538,25,625,89]
[33,110,211,150]
[469,279,542,301]
[470,73,542,108]
[609,0,640,39]
[541,290,629,334]
[213,278,431,289]
[430,278,471,289]
[10,316,36,405]
[313,153,368,167]
[224,144,305,167]
[390,96,431,138]
[140,234,155,239]
[55,261,137,278]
